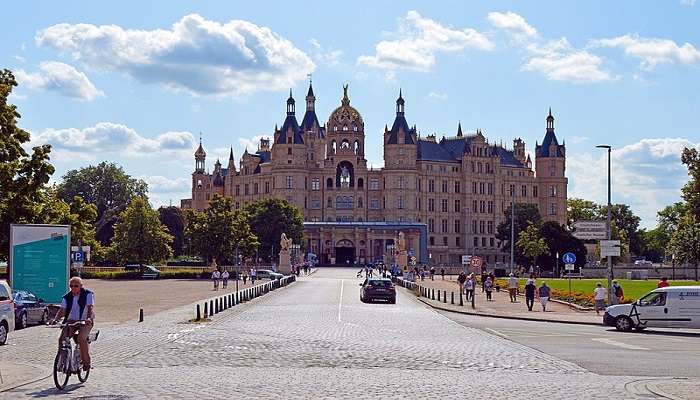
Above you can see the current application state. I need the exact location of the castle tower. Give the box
[383,89,417,169]
[535,108,567,225]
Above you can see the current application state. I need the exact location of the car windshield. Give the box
[638,292,666,307]
[368,280,391,287]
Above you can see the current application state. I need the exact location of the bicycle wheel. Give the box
[77,364,90,382]
[53,351,70,390]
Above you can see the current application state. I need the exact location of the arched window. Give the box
[341,139,350,149]
[357,178,364,188]
[342,125,348,131]
[327,196,332,208]
[326,178,333,188]
[331,140,337,154]
[333,125,338,132]
[353,125,358,132]
[354,140,360,155]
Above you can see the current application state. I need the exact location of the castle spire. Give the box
[547,108,555,130]
[396,89,405,115]
[286,89,295,115]
[457,121,463,137]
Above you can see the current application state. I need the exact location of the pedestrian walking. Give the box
[242,271,248,285]
[524,279,536,311]
[440,268,445,280]
[507,273,518,302]
[430,266,435,281]
[212,269,221,291]
[222,269,229,289]
[657,276,670,288]
[250,268,257,284]
[484,277,493,301]
[457,271,467,292]
[464,274,475,302]
[593,282,607,315]
[480,272,487,293]
[612,280,624,304]
[539,282,551,312]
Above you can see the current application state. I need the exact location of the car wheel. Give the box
[0,322,7,345]
[17,312,27,330]
[614,315,633,332]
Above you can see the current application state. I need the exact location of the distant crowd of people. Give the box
[210,268,257,290]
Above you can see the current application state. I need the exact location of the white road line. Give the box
[338,279,344,323]
[485,328,509,339]
[592,337,649,350]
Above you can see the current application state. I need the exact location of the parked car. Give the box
[360,277,396,304]
[256,269,284,280]
[142,265,161,278]
[0,280,15,345]
[634,260,653,266]
[604,286,700,331]
[13,290,49,329]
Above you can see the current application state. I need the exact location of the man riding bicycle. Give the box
[50,277,95,371]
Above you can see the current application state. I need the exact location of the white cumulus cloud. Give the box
[141,175,191,193]
[15,61,103,100]
[590,34,700,70]
[681,0,696,7]
[523,38,616,83]
[35,14,315,96]
[357,10,494,72]
[487,11,537,40]
[568,137,700,228]
[31,122,196,155]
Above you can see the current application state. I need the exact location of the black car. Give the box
[360,278,396,304]
[13,291,49,329]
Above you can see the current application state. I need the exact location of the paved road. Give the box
[1,268,696,399]
[437,306,700,377]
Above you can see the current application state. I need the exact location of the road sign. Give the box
[565,263,575,271]
[71,251,84,262]
[572,221,607,240]
[461,255,472,265]
[562,252,577,264]
[600,240,621,247]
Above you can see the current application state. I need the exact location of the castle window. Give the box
[327,197,332,208]
[254,183,259,194]
[490,238,495,247]
[327,178,333,188]
[479,182,485,194]
[336,196,354,209]
[521,185,527,197]
[353,125,358,132]
[443,236,448,246]
[550,186,557,197]
[341,139,350,149]
[333,126,338,132]
[286,176,294,189]
[265,181,270,193]
[428,180,435,193]
[473,237,478,247]
[357,178,364,188]
[397,196,404,209]
[533,186,538,197]
[477,163,482,173]
[370,178,379,190]
[454,181,460,193]
[311,199,321,209]
[428,219,435,233]
[430,236,435,246]
[235,185,240,196]
[312,178,320,191]
[472,200,477,213]
[343,125,348,131]
[442,219,448,233]
[354,140,360,155]
[488,183,493,195]
[482,237,486,247]
[488,201,494,214]
[455,199,461,213]
[550,203,557,215]
[245,184,249,195]
[456,236,461,247]
[206,193,210,200]
[488,221,494,234]
[454,220,461,233]
[441,198,448,212]
[370,198,380,209]
[428,198,435,212]
[442,180,448,193]
[358,197,363,208]
[197,179,202,189]
[398,177,405,189]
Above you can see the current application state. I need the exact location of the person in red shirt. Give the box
[657,277,670,288]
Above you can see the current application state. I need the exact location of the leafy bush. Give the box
[76,269,210,280]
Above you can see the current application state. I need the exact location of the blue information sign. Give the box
[562,252,577,264]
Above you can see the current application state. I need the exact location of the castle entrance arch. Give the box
[334,239,355,266]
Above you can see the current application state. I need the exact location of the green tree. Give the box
[669,213,700,281]
[185,195,259,264]
[538,221,587,271]
[639,227,666,263]
[108,197,173,265]
[599,204,642,255]
[517,222,549,269]
[495,203,541,267]
[159,206,184,257]
[567,198,600,230]
[57,162,148,245]
[681,148,700,219]
[38,190,102,258]
[245,198,304,262]
[0,69,55,260]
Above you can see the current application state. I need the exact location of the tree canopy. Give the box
[496,203,541,266]
[159,206,185,257]
[566,198,599,230]
[185,194,259,264]
[0,70,55,260]
[109,197,173,265]
[245,198,304,262]
[57,162,148,245]
[517,222,549,269]
[537,221,587,271]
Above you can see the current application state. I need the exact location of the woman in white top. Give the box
[212,270,221,291]
[593,283,607,315]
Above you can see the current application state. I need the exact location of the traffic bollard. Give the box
[451,292,454,305]
[437,290,441,302]
[471,292,475,309]
[204,301,208,316]
[139,308,144,322]
[443,291,447,303]
[196,304,201,321]
[210,300,214,314]
[432,289,435,300]
[459,292,464,306]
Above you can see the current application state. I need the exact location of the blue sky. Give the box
[4,1,700,228]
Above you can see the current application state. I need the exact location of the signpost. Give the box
[600,240,621,257]
[572,221,607,240]
[562,253,577,308]
[461,255,471,266]
[9,224,70,304]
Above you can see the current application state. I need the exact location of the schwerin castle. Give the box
[182,84,567,268]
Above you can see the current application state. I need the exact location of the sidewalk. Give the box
[400,277,601,325]
[0,362,51,392]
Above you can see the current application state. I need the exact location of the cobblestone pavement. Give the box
[2,268,697,399]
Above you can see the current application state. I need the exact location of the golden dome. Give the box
[327,84,364,130]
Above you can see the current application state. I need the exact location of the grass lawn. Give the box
[517,278,700,301]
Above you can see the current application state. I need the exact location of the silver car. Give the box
[0,280,15,345]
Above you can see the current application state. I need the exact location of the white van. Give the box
[0,280,15,345]
[604,286,700,331]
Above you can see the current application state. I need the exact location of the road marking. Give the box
[338,279,344,323]
[592,337,649,350]
[485,328,508,339]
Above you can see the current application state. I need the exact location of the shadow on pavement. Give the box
[603,328,700,338]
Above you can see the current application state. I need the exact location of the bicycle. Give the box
[51,321,99,390]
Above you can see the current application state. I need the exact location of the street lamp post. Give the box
[597,144,614,305]
[510,183,516,274]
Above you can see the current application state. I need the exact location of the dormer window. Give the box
[333,126,338,132]
[343,125,348,131]
[353,125,358,132]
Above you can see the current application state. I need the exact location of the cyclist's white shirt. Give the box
[60,292,95,321]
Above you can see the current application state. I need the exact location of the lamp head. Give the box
[596,145,611,149]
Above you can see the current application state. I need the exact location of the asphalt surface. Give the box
[438,305,700,377]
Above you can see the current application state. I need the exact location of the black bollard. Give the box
[471,292,475,309]
[196,304,201,321]
[431,289,435,301]
[451,292,454,305]
[224,296,228,309]
[204,301,208,317]
[459,291,464,306]
[443,291,447,303]
[139,308,144,322]
[210,299,214,314]
[437,290,441,302]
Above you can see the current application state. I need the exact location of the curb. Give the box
[415,296,602,327]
